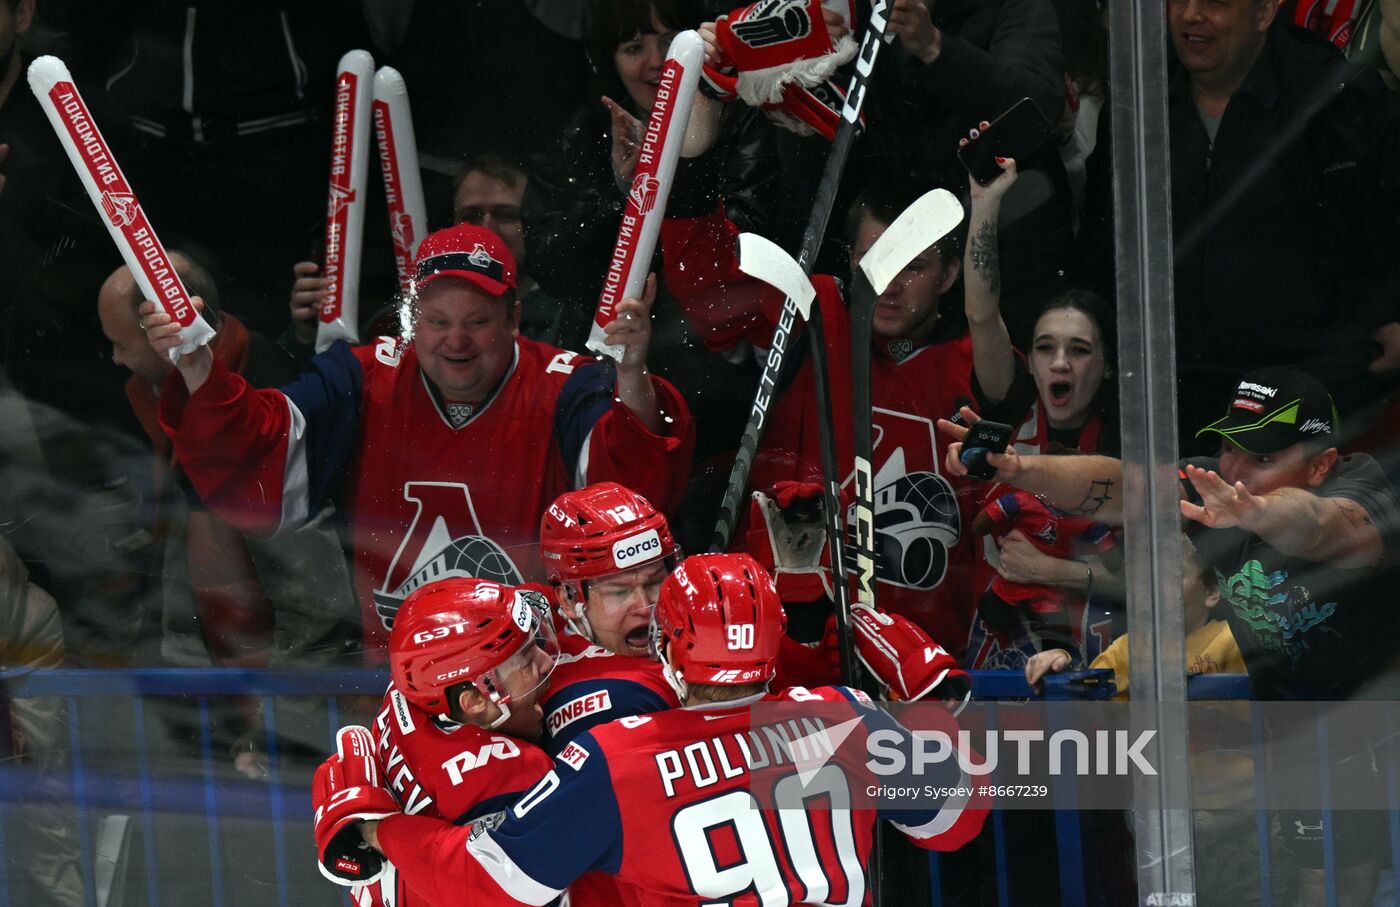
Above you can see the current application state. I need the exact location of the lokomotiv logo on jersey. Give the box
[373,482,523,629]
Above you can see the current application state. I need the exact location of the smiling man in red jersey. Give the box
[140,223,694,658]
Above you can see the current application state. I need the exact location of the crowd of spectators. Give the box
[3,0,1400,902]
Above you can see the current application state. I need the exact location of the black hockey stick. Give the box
[849,189,966,605]
[709,0,896,558]
[847,188,963,907]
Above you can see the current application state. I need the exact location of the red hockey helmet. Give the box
[652,553,787,687]
[389,577,559,724]
[540,482,678,583]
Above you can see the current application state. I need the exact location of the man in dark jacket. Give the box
[98,250,361,671]
[1081,2,1400,452]
[1172,0,1400,447]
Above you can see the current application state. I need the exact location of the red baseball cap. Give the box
[413,223,517,297]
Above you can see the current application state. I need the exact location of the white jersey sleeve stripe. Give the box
[466,830,565,906]
[280,395,311,530]
[573,426,595,488]
[890,772,972,840]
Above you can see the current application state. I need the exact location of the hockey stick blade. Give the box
[857,188,964,296]
[736,233,815,320]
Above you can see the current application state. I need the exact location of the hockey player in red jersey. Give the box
[139,222,695,657]
[536,482,683,749]
[320,575,560,905]
[660,180,983,657]
[537,481,853,751]
[314,553,987,906]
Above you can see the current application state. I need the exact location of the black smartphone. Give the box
[959,419,1015,480]
[957,97,1054,186]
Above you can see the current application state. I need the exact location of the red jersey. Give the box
[661,208,981,654]
[158,336,694,656]
[977,490,1116,612]
[375,685,988,906]
[349,683,555,907]
[541,632,680,752]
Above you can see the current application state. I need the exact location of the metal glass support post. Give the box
[1107,0,1196,902]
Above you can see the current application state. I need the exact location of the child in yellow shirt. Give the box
[1024,534,1245,691]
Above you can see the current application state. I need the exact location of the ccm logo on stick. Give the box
[612,530,661,569]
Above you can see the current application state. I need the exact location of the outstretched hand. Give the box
[994,530,1066,585]
[1178,463,1265,530]
[890,0,940,64]
[821,6,851,44]
[606,273,664,434]
[937,406,1022,481]
[699,21,723,67]
[1025,649,1072,688]
[289,261,327,346]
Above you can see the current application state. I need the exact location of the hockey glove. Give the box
[850,605,971,711]
[748,484,835,604]
[312,726,400,886]
[773,479,825,512]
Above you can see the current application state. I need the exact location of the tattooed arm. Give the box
[963,155,1018,405]
[1179,464,1384,568]
[940,406,1130,522]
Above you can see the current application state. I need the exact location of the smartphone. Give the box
[957,97,1054,186]
[959,419,1015,480]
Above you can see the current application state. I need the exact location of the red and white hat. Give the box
[413,223,517,297]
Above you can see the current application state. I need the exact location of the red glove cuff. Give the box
[313,726,400,886]
[850,606,969,705]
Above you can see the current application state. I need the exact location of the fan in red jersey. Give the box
[139,221,695,657]
[316,553,988,906]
